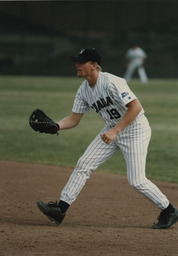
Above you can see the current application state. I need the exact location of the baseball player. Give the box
[124,44,148,84]
[36,48,178,229]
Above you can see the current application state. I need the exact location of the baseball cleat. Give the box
[36,200,65,225]
[152,208,178,229]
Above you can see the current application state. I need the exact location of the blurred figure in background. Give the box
[124,44,148,84]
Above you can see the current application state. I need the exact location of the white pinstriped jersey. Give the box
[72,72,144,127]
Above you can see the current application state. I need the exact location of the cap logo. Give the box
[80,49,85,54]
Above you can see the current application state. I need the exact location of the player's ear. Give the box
[90,61,98,69]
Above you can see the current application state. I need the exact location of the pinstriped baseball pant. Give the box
[60,115,169,210]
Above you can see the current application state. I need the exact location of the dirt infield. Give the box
[0,160,178,256]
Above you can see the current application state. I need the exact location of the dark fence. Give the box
[0,1,178,78]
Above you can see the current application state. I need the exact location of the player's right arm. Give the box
[57,113,83,130]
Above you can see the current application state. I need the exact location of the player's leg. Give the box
[60,126,119,205]
[36,126,119,225]
[121,121,178,228]
[120,117,169,209]
[138,66,148,84]
[124,62,136,82]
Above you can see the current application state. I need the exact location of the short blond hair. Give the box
[97,64,102,72]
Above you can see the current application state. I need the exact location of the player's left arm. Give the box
[57,112,84,130]
[100,99,142,144]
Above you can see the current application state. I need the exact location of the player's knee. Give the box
[74,157,93,176]
[128,179,146,191]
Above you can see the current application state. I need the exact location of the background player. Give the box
[36,48,178,229]
[124,44,148,84]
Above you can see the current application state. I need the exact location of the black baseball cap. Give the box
[71,48,101,65]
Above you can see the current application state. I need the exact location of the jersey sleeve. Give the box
[72,87,90,114]
[109,77,137,107]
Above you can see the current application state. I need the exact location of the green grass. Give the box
[0,76,178,183]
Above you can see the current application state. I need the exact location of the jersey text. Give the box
[91,96,113,113]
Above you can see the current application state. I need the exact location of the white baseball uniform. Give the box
[60,72,169,210]
[124,47,148,84]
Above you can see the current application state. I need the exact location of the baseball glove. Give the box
[29,109,60,135]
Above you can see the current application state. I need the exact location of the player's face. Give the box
[75,62,94,77]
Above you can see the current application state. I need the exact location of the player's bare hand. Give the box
[100,130,117,144]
